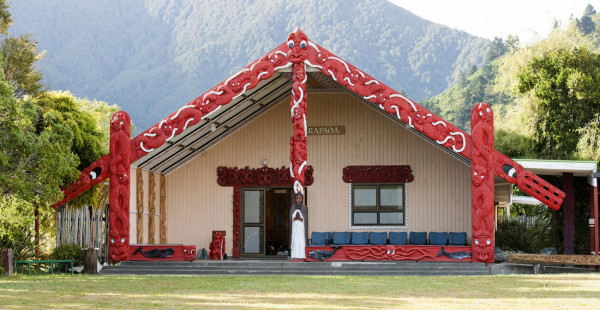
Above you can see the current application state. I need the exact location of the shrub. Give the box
[0,266,5,275]
[52,244,84,266]
[495,220,534,253]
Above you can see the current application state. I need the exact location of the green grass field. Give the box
[1,274,600,309]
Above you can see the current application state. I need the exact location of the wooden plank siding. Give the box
[130,93,472,254]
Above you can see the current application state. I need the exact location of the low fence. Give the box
[55,205,108,263]
[499,214,537,228]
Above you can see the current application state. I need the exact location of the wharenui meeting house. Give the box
[54,29,572,264]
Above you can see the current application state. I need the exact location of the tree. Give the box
[1,33,44,98]
[0,0,118,259]
[517,47,600,159]
[0,0,10,35]
[584,4,597,16]
[577,114,600,160]
[576,4,597,35]
[485,37,507,63]
[505,35,520,52]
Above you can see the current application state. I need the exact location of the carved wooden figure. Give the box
[108,111,131,262]
[470,103,495,263]
[209,231,226,260]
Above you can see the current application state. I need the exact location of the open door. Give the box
[240,188,292,257]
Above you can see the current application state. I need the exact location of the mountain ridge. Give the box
[9,0,490,130]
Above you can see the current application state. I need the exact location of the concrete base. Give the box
[101,260,490,276]
[490,262,596,275]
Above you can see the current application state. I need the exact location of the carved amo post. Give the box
[470,103,495,263]
[159,174,167,244]
[148,172,156,244]
[108,111,131,262]
[136,167,144,244]
[287,28,309,195]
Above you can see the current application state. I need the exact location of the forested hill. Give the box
[421,7,600,134]
[9,0,489,130]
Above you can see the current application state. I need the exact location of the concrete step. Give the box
[117,260,479,267]
[101,266,489,276]
[100,260,490,276]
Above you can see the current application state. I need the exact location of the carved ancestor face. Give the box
[384,245,396,260]
[472,232,493,262]
[111,111,130,133]
[473,103,493,122]
[268,51,286,67]
[109,233,129,262]
[293,63,306,83]
[286,28,309,63]
[472,165,487,186]
[213,231,223,240]
[183,245,196,261]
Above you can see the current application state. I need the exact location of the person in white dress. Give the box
[290,193,308,260]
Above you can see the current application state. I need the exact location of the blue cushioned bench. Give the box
[306,231,470,262]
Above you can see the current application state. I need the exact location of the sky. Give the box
[390,0,600,45]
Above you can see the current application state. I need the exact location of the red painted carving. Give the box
[131,42,291,160]
[305,245,472,262]
[128,245,196,262]
[56,29,564,215]
[232,187,240,258]
[494,152,564,209]
[108,111,131,262]
[217,166,314,187]
[302,39,470,157]
[287,29,309,195]
[342,165,414,183]
[219,166,313,258]
[209,231,226,260]
[299,34,564,208]
[52,154,111,207]
[183,245,197,261]
[470,103,494,263]
[345,245,435,261]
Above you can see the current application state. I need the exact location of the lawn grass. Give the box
[1,274,600,309]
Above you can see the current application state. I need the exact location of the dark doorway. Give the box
[265,188,291,256]
[240,187,293,257]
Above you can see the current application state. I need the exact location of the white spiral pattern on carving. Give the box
[389,94,417,112]
[343,77,355,87]
[328,57,351,73]
[140,143,154,153]
[304,59,323,69]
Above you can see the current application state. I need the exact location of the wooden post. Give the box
[470,103,495,263]
[148,172,156,244]
[563,172,575,255]
[84,249,98,274]
[136,168,144,244]
[159,174,167,244]
[34,206,40,256]
[108,111,131,262]
[1,249,13,275]
[590,182,599,255]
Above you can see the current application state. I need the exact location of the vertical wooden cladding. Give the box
[136,168,144,244]
[148,172,156,244]
[160,174,167,244]
[165,93,472,254]
[130,168,162,244]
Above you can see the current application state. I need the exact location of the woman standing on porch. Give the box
[290,193,308,260]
